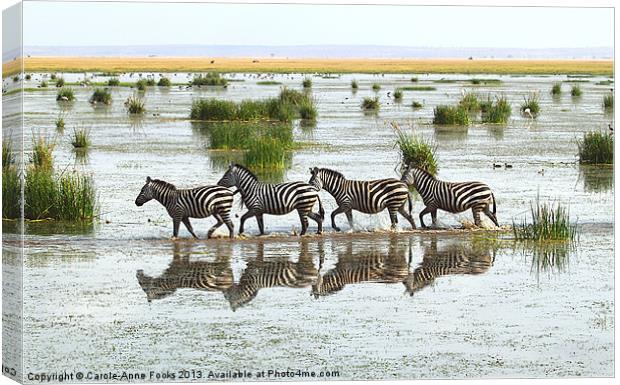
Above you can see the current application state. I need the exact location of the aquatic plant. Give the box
[551,82,562,95]
[157,77,172,87]
[577,131,613,164]
[31,135,55,170]
[279,88,310,107]
[50,74,57,80]
[302,78,312,88]
[25,74,31,80]
[481,96,511,124]
[55,77,65,87]
[191,99,237,120]
[433,105,470,125]
[190,72,228,86]
[40,81,48,88]
[520,93,540,118]
[71,127,91,149]
[470,78,501,85]
[361,96,380,111]
[3,140,14,169]
[125,95,146,114]
[570,85,582,97]
[603,94,613,111]
[399,86,436,91]
[2,166,20,219]
[55,116,65,130]
[56,87,75,102]
[205,122,292,150]
[107,78,121,86]
[89,88,112,105]
[257,81,281,85]
[145,78,156,86]
[394,128,437,175]
[458,92,480,113]
[512,197,577,242]
[298,99,317,121]
[410,77,419,82]
[411,101,423,109]
[393,88,403,101]
[351,80,359,89]
[244,137,288,170]
[135,79,147,91]
[372,83,381,92]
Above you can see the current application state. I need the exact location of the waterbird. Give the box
[504,163,513,169]
[523,108,534,119]
[538,169,545,176]
[493,163,502,169]
[608,123,613,132]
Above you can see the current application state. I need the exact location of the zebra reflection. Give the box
[224,240,322,311]
[403,238,494,296]
[136,243,233,302]
[312,237,409,298]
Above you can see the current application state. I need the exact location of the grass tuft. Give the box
[55,77,65,87]
[361,96,380,111]
[71,127,91,149]
[302,78,312,88]
[157,77,172,86]
[393,88,403,101]
[577,131,613,164]
[551,82,562,95]
[56,87,75,102]
[411,101,423,109]
[31,135,55,170]
[513,197,577,241]
[3,140,14,169]
[570,84,582,97]
[410,77,419,82]
[394,127,437,175]
[125,95,146,114]
[603,94,613,111]
[458,91,480,113]
[433,105,470,125]
[520,92,540,118]
[40,81,48,88]
[399,86,436,91]
[89,88,112,105]
[107,78,121,86]
[372,83,381,92]
[190,72,228,86]
[481,95,512,124]
[351,80,358,90]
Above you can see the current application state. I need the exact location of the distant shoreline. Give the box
[3,56,614,76]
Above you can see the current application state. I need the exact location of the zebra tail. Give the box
[492,192,497,215]
[317,195,325,220]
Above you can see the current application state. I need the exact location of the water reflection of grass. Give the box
[525,241,573,278]
[579,165,613,193]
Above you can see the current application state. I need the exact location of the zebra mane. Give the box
[232,163,258,181]
[150,178,177,190]
[319,168,346,180]
[409,166,436,180]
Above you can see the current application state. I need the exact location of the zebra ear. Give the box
[146,176,151,183]
[309,167,314,174]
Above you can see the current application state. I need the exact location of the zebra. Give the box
[312,237,409,298]
[217,164,324,236]
[308,167,416,231]
[401,165,499,228]
[403,240,494,296]
[224,240,320,310]
[135,176,235,239]
[136,244,233,302]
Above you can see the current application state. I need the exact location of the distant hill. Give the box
[18,45,613,60]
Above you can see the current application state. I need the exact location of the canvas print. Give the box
[1,0,615,383]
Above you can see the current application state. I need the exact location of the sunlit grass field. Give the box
[3,56,614,75]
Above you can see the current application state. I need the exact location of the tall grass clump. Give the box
[551,82,562,95]
[394,128,438,175]
[145,78,156,86]
[244,137,287,170]
[298,99,317,121]
[89,88,112,105]
[411,101,423,109]
[433,105,470,125]
[135,79,147,91]
[107,78,121,86]
[125,95,146,114]
[302,78,312,88]
[577,131,613,164]
[481,96,511,124]
[520,93,540,118]
[71,127,91,149]
[55,77,65,87]
[31,136,55,170]
[458,92,480,113]
[351,80,359,90]
[393,88,403,102]
[158,77,172,86]
[2,165,20,219]
[205,122,292,150]
[372,83,381,92]
[191,99,238,120]
[56,87,75,102]
[190,73,228,86]
[603,94,613,111]
[512,197,577,242]
[3,140,14,169]
[40,81,48,88]
[361,96,380,111]
[571,85,582,97]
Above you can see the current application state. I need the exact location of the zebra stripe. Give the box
[135,176,234,238]
[308,167,416,231]
[217,164,324,235]
[401,166,499,228]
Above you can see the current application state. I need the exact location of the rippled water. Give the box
[2,72,614,380]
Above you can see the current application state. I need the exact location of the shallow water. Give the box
[2,72,614,380]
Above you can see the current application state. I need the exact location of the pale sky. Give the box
[13,1,616,48]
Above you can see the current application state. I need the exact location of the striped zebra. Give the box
[401,165,499,228]
[308,167,416,231]
[403,241,494,296]
[136,244,233,302]
[312,238,409,298]
[217,164,324,236]
[135,176,234,239]
[224,241,319,310]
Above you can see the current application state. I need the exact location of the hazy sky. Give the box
[20,1,614,48]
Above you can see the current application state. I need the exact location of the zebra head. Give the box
[401,165,433,188]
[136,269,176,302]
[217,163,241,188]
[135,176,154,206]
[308,167,323,190]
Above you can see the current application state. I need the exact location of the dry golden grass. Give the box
[3,56,613,75]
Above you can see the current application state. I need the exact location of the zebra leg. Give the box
[472,207,483,227]
[182,217,199,239]
[418,207,433,228]
[484,205,499,227]
[298,211,309,236]
[398,206,417,229]
[256,214,265,235]
[388,209,398,230]
[307,212,323,234]
[345,210,354,229]
[172,218,181,238]
[207,214,224,239]
[330,206,347,231]
[238,211,256,235]
[431,209,438,228]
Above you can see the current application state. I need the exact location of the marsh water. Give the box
[2,72,614,380]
